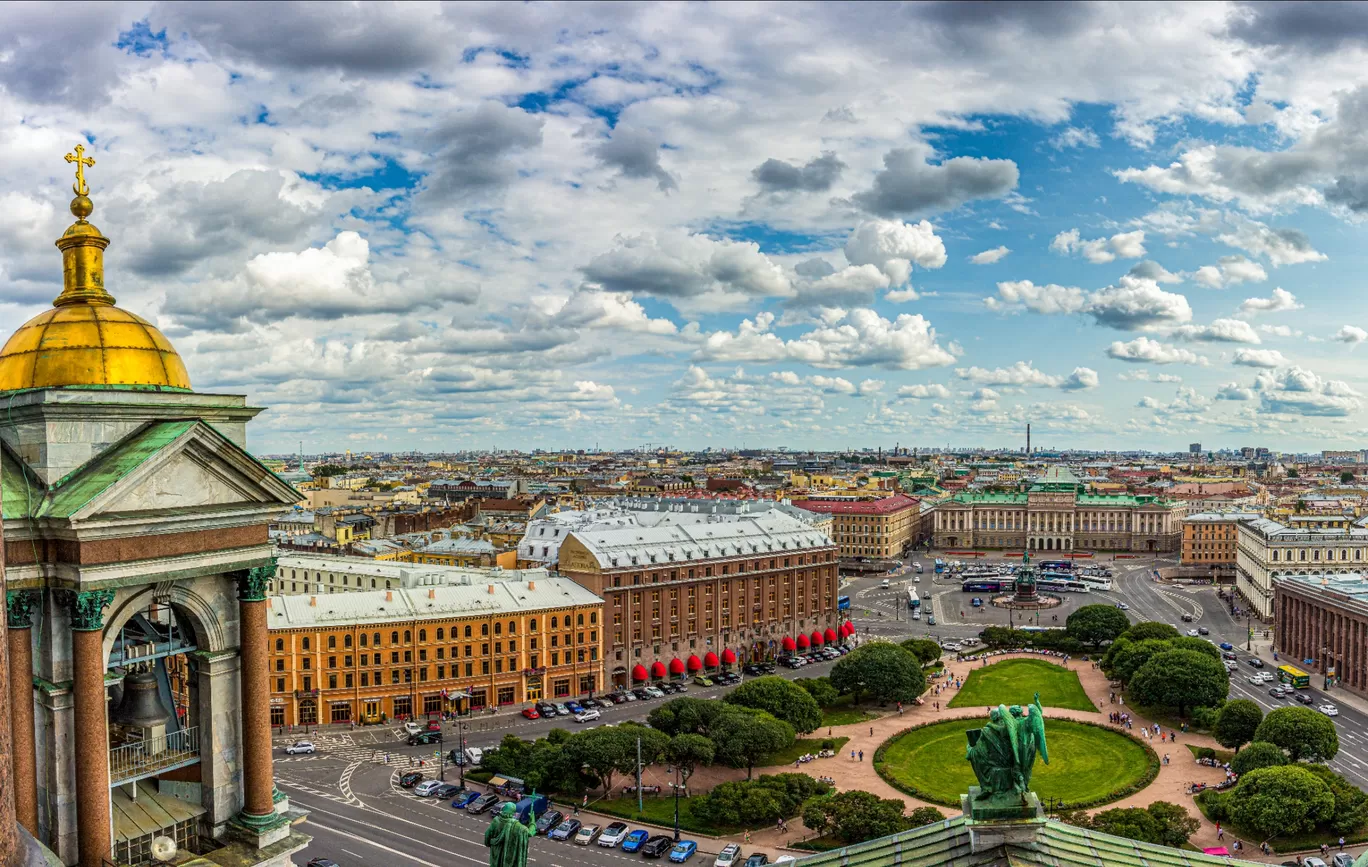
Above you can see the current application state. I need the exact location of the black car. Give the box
[408,731,442,746]
[606,693,628,705]
[436,784,464,799]
[742,664,764,676]
[1246,657,1265,668]
[659,682,681,694]
[399,771,424,788]
[1294,692,1315,705]
[745,855,769,867]
[445,749,469,766]
[641,835,675,858]
[306,860,340,867]
[535,809,565,835]
[467,793,501,814]
[536,702,558,717]
[632,687,651,700]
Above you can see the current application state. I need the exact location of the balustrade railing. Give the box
[109,726,200,785]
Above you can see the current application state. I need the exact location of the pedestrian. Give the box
[583,794,589,809]
[744,830,751,845]
[1234,839,1241,852]
[573,804,580,817]
[1217,828,1223,842]
[385,753,390,765]
[870,726,874,737]
[828,728,832,737]
[1340,837,1346,851]
[859,750,864,762]
[1322,843,1330,858]
[850,749,856,761]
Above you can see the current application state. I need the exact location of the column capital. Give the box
[236,557,277,603]
[6,589,38,629]
[55,588,114,632]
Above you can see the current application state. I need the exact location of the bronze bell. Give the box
[111,667,170,729]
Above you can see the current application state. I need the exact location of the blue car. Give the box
[1219,642,1234,651]
[451,791,480,809]
[565,700,584,715]
[621,830,651,853]
[669,841,698,863]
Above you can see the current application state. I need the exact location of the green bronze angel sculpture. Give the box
[966,692,1048,806]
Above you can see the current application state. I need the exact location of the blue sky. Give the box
[3,2,1368,453]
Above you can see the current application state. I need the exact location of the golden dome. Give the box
[0,146,191,392]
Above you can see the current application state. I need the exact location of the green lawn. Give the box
[760,736,850,767]
[877,718,1154,808]
[587,794,746,836]
[820,695,880,727]
[946,658,1096,712]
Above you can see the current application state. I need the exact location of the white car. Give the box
[598,823,631,847]
[1185,629,1199,637]
[414,779,444,797]
[1319,704,1340,717]
[1116,603,1129,610]
[644,687,665,699]
[1247,673,1272,684]
[283,741,315,755]
[404,721,422,736]
[714,844,741,867]
[575,709,602,723]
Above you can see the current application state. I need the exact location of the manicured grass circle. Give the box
[877,718,1154,808]
[946,658,1096,712]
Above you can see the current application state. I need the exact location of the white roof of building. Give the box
[567,510,833,570]
[1185,511,1263,522]
[1241,516,1368,539]
[277,554,541,588]
[417,537,497,555]
[267,575,602,628]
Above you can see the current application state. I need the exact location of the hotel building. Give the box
[788,495,922,559]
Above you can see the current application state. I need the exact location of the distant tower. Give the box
[1026,423,1031,457]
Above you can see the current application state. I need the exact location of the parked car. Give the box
[404,721,423,736]
[1319,703,1340,717]
[467,793,501,814]
[644,686,666,699]
[565,700,584,714]
[414,780,444,797]
[743,664,764,676]
[575,824,601,845]
[598,822,631,847]
[621,830,651,853]
[446,749,468,766]
[1303,858,1329,867]
[713,844,742,867]
[536,702,557,717]
[970,597,984,607]
[426,719,442,732]
[632,688,652,700]
[399,772,424,788]
[575,709,602,723]
[555,703,571,716]
[521,707,540,720]
[306,860,340,867]
[1295,692,1315,705]
[464,747,484,766]
[641,835,675,858]
[718,672,741,685]
[451,791,481,809]
[744,854,769,867]
[535,809,564,835]
[549,819,582,841]
[284,741,315,755]
[1246,657,1265,668]
[659,683,680,694]
[669,841,698,863]
[1332,853,1357,867]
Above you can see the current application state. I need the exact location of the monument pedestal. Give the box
[962,789,1048,854]
[962,787,1044,821]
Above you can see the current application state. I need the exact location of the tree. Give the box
[1169,636,1222,660]
[710,706,795,780]
[1212,700,1263,752]
[1342,471,1356,484]
[568,724,666,794]
[1129,649,1229,716]
[795,677,839,708]
[666,734,715,790]
[724,676,824,734]
[1144,801,1201,848]
[647,697,719,737]
[1066,605,1131,647]
[906,806,945,828]
[830,643,927,706]
[1303,764,1368,835]
[1109,639,1177,684]
[1079,802,1200,847]
[1254,706,1340,762]
[1224,765,1335,838]
[1230,741,1287,775]
[899,638,943,666]
[802,790,908,844]
[1121,622,1181,643]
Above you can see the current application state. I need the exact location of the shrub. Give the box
[1224,765,1335,838]
[1194,747,1216,761]
[1230,741,1286,775]
[693,773,831,827]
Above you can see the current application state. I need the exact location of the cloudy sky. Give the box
[4,2,1368,453]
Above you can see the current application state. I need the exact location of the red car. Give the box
[426,720,442,732]
[521,707,540,720]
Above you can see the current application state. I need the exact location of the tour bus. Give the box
[1036,576,1090,593]
[962,578,1007,593]
[934,558,946,574]
[1039,560,1074,573]
[907,587,921,609]
[1278,664,1311,689]
[837,595,851,611]
[1077,574,1113,591]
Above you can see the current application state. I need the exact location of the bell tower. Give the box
[0,149,309,866]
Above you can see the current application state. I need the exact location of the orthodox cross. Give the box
[65,144,96,197]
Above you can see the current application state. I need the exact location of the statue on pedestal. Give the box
[965,693,1048,816]
[485,801,535,867]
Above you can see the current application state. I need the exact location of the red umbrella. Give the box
[703,651,720,668]
[721,648,737,664]
[687,655,703,671]
[669,658,686,675]
[824,628,838,643]
[651,661,667,678]
[811,630,824,647]
[632,664,649,681]
[796,634,810,649]
[781,636,797,651]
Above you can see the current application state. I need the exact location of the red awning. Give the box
[632,664,649,681]
[811,630,824,646]
[703,651,720,668]
[838,622,849,637]
[841,621,854,637]
[669,658,686,675]
[824,628,838,643]
[796,634,810,648]
[781,636,797,651]
[721,648,737,664]
[687,655,703,671]
[651,661,668,678]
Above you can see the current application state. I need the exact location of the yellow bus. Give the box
[1278,665,1310,689]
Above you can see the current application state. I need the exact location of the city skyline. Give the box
[5,3,1368,452]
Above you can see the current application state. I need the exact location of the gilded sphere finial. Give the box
[70,195,93,220]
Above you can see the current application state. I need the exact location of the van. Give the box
[464,746,484,766]
[880,579,890,589]
[514,793,549,823]
[915,563,924,573]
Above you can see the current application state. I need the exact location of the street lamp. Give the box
[456,719,468,788]
[439,731,446,782]
[667,764,682,842]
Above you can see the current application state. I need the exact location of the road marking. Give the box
[303,816,447,867]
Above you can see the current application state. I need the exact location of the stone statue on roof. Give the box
[485,801,535,867]
[965,693,1048,817]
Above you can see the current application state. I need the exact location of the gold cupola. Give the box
[0,145,191,392]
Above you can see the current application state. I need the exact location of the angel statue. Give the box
[966,692,1048,807]
[485,802,535,867]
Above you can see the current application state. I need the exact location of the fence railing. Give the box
[109,726,200,786]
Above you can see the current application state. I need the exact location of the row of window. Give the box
[1270,547,1367,562]
[274,649,603,693]
[271,612,599,652]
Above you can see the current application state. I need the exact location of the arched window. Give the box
[436,628,445,641]
[494,622,502,635]
[391,631,399,645]
[419,629,427,642]
[551,616,559,629]
[577,614,584,626]
[275,638,284,652]
[464,625,472,638]
[385,581,392,589]
[302,637,311,651]
[360,633,368,647]
[508,620,516,634]
[404,630,412,643]
[590,612,597,624]
[529,618,538,631]
[327,635,336,650]
[343,634,352,648]
[373,633,381,647]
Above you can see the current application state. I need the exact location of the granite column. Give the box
[5,592,37,838]
[236,569,275,821]
[65,590,114,867]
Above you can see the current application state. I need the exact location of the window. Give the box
[343,634,352,649]
[481,623,489,636]
[403,651,412,663]
[464,625,472,638]
[361,673,369,687]
[436,628,445,641]
[498,686,515,705]
[275,659,284,672]
[344,673,353,687]
[437,664,445,679]
[275,678,285,693]
[359,633,368,647]
[328,674,337,689]
[481,660,490,675]
[327,635,336,650]
[373,632,381,647]
[302,637,311,651]
[391,671,399,684]
[391,631,399,645]
[419,629,427,642]
[590,612,597,624]
[551,616,558,629]
[344,655,352,667]
[302,658,311,670]
[577,613,584,626]
[275,638,284,652]
[530,618,537,631]
[403,630,412,643]
[508,620,517,634]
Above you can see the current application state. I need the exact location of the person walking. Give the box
[869,726,874,737]
[850,749,856,761]
[1340,837,1346,851]
[858,750,864,762]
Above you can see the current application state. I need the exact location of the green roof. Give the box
[950,493,1028,504]
[792,815,1265,867]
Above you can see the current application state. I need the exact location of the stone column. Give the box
[63,589,114,867]
[236,571,274,820]
[6,592,38,838]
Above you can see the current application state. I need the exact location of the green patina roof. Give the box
[951,493,1029,504]
[792,815,1264,867]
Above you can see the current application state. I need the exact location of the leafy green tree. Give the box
[1065,605,1131,647]
[1254,706,1340,762]
[666,734,715,789]
[1121,622,1181,643]
[1100,636,1131,672]
[1230,741,1287,775]
[1170,636,1222,660]
[1224,765,1335,838]
[898,638,943,666]
[647,697,719,737]
[1212,699,1263,752]
[1080,802,1199,847]
[802,790,908,844]
[906,806,945,828]
[1109,639,1176,684]
[1303,763,1368,835]
[1144,801,1201,848]
[724,676,823,734]
[830,643,927,706]
[710,706,795,780]
[568,723,666,794]
[795,677,839,708]
[1129,649,1229,715]
[696,781,787,826]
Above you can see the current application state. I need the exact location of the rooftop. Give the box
[789,494,919,515]
[567,510,833,570]
[1278,572,1368,608]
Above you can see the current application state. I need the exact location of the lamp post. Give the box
[456,719,468,789]
[668,764,682,842]
[439,731,446,782]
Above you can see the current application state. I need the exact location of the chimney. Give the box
[488,584,495,594]
[386,590,393,602]
[528,581,536,591]
[309,596,317,607]
[429,588,436,599]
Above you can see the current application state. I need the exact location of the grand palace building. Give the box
[930,468,1183,553]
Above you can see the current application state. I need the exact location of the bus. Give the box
[1037,577,1090,593]
[837,595,851,611]
[1018,625,1065,634]
[1077,574,1113,591]
[1278,665,1310,689]
[907,588,921,609]
[962,579,1007,592]
[934,558,946,574]
[1039,560,1074,572]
